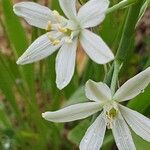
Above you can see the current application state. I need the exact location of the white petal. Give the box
[59,0,77,20]
[80,112,106,150]
[77,0,109,28]
[80,29,114,64]
[112,112,136,150]
[42,102,102,122]
[17,32,62,65]
[85,80,111,102]
[113,67,150,102]
[13,2,55,29]
[56,38,77,90]
[120,105,150,142]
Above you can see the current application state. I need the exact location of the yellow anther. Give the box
[47,34,60,45]
[58,26,68,33]
[53,10,60,16]
[52,40,60,46]
[46,21,52,31]
[53,10,61,22]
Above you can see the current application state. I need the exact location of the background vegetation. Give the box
[0,0,150,149]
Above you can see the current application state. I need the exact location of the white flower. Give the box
[42,67,150,150]
[13,0,114,89]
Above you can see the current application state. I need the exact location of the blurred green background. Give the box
[0,0,150,149]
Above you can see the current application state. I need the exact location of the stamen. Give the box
[53,10,61,22]
[46,21,52,31]
[58,26,68,33]
[47,34,60,46]
[52,40,60,46]
[53,10,59,16]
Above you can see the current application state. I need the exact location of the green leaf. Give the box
[51,0,63,14]
[67,120,114,149]
[1,0,34,94]
[0,108,11,128]
[128,85,150,113]
[136,0,150,24]
[102,134,114,150]
[65,86,88,106]
[0,58,20,117]
[81,59,104,84]
[67,119,90,145]
[1,0,28,57]
[132,131,150,149]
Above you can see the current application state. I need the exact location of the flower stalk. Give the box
[106,0,137,14]
[109,0,144,95]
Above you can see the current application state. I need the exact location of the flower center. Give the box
[45,10,79,45]
[104,101,118,129]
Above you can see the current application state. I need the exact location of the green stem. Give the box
[106,0,137,14]
[116,1,143,61]
[109,0,144,93]
[91,1,147,142]
[104,64,108,76]
[104,64,114,86]
[92,0,144,123]
[110,61,120,95]
[144,57,150,69]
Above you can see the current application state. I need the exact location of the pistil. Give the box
[104,102,118,129]
[106,107,118,129]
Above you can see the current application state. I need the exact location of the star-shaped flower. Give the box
[42,67,150,150]
[13,0,114,89]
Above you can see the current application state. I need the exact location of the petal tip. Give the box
[16,57,25,65]
[105,50,115,63]
[16,58,22,65]
[102,52,115,64]
[86,79,93,85]
[42,112,46,119]
[56,83,65,90]
[56,79,68,90]
[42,112,50,121]
[109,53,115,62]
[13,3,21,14]
[13,6,18,15]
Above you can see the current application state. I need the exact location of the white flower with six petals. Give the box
[13,0,114,89]
[42,67,150,150]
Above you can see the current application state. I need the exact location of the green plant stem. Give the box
[110,61,120,95]
[110,0,144,93]
[104,64,114,86]
[92,0,146,144]
[145,57,150,69]
[106,0,137,14]
[91,0,144,124]
[116,1,143,61]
